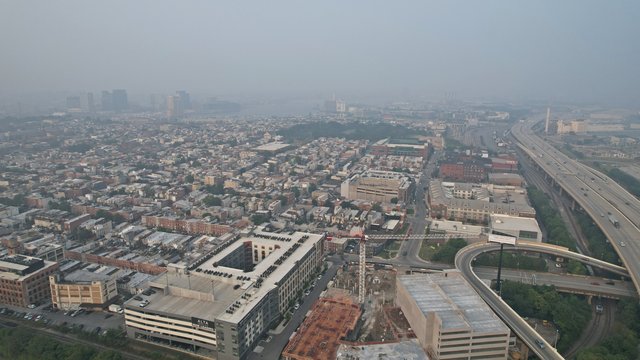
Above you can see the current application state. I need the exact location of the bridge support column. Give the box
[496,243,505,297]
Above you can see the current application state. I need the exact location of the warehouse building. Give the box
[396,271,510,359]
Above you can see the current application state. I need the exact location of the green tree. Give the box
[184,174,194,183]
[203,195,222,207]
[204,183,225,195]
[390,197,399,204]
[432,238,467,264]
[308,183,318,193]
[251,213,269,225]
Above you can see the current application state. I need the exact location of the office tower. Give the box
[112,89,128,111]
[86,92,95,112]
[66,96,81,110]
[101,90,113,111]
[176,90,191,110]
[167,95,183,119]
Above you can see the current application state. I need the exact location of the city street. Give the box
[247,259,341,360]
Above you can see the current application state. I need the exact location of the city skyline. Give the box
[1,1,639,107]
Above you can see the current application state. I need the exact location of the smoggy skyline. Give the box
[1,1,639,105]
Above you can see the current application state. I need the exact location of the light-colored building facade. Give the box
[124,228,325,360]
[50,271,118,310]
[428,180,535,223]
[341,170,414,203]
[489,214,542,242]
[396,271,510,360]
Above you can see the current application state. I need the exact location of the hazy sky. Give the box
[1,1,639,104]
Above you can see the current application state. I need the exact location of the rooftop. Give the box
[397,271,509,334]
[125,271,243,322]
[253,142,291,152]
[337,339,429,360]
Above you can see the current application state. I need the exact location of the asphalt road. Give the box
[512,118,640,296]
[396,150,440,266]
[246,259,341,360]
[472,267,636,298]
[456,243,565,360]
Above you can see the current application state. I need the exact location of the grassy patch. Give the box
[387,241,401,251]
[419,240,438,261]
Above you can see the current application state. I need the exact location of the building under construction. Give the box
[282,297,361,360]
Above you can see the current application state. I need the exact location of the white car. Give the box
[294,303,300,310]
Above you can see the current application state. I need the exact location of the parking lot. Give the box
[0,302,125,334]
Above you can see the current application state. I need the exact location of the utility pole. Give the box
[496,243,505,296]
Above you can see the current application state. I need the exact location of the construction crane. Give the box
[327,229,369,305]
[358,232,368,304]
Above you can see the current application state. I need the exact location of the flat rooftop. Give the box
[398,271,509,334]
[125,271,243,322]
[126,228,324,325]
[197,228,324,323]
[63,269,113,283]
[253,142,290,152]
[337,339,429,360]
[490,214,540,234]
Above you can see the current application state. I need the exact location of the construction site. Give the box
[282,257,418,360]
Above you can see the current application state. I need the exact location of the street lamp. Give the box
[554,329,559,348]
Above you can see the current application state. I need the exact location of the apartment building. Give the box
[124,228,324,360]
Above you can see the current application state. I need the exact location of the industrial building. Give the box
[428,180,535,223]
[370,138,430,159]
[124,228,324,360]
[49,270,118,310]
[396,271,510,359]
[341,170,414,203]
[0,255,59,307]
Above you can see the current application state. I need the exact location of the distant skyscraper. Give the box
[66,96,81,110]
[101,90,113,111]
[324,98,346,113]
[167,95,183,119]
[86,92,95,112]
[176,90,191,110]
[112,89,128,111]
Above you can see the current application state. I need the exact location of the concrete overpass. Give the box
[511,119,640,296]
[455,240,630,360]
[472,267,636,299]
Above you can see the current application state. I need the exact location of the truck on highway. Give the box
[608,215,620,228]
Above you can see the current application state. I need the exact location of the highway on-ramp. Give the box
[455,240,630,360]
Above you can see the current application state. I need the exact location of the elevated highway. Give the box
[512,119,640,295]
[473,267,636,299]
[455,240,629,360]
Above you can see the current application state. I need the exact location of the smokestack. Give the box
[545,107,551,134]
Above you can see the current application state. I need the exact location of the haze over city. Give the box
[2,2,640,360]
[1,1,640,108]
